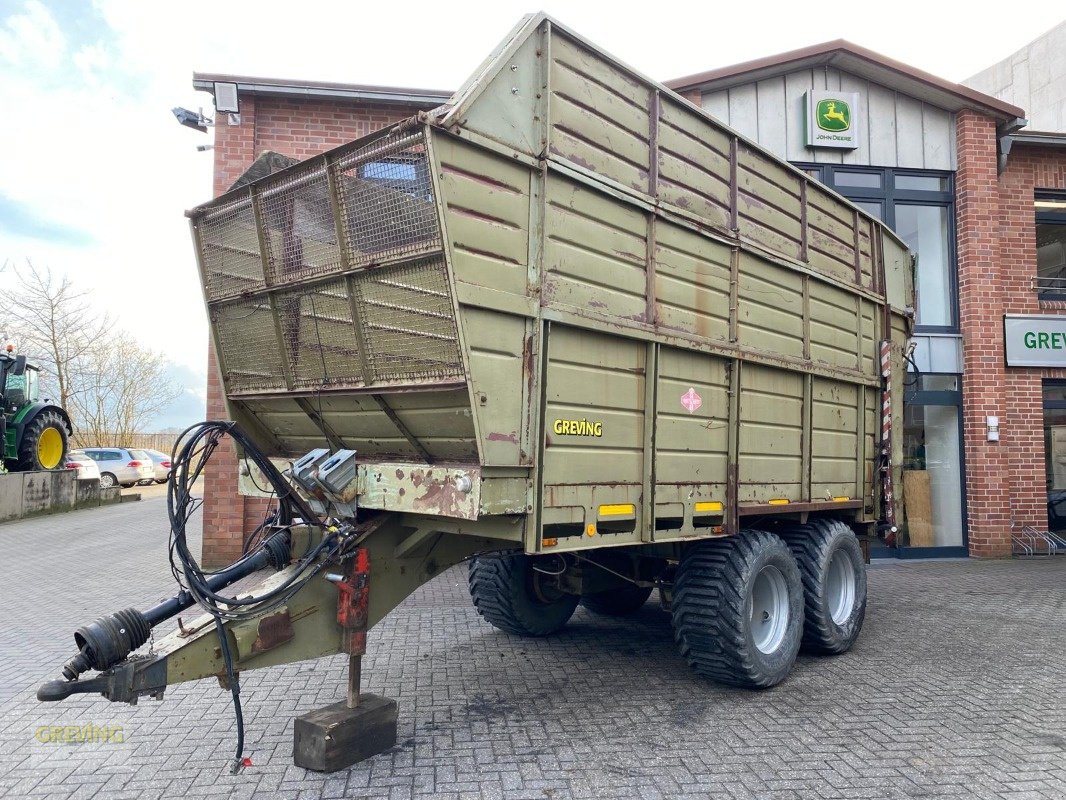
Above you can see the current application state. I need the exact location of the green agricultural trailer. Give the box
[39,13,913,772]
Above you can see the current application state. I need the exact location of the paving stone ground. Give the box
[1,497,1063,800]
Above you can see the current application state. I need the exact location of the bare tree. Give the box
[2,260,181,444]
[0,260,111,409]
[66,331,181,446]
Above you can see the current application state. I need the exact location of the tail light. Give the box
[66,462,79,470]
[161,460,172,468]
[127,460,143,467]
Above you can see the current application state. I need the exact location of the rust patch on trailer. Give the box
[251,610,295,655]
[412,472,478,519]
[487,431,519,444]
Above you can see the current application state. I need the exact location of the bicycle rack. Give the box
[1012,525,1066,557]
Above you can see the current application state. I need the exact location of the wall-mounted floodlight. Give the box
[172,107,212,133]
[214,82,239,113]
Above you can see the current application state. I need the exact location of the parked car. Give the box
[80,447,155,488]
[142,448,173,485]
[65,449,101,481]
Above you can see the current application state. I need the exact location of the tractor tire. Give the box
[672,530,803,689]
[777,520,867,655]
[581,584,653,616]
[16,410,69,471]
[99,473,117,488]
[468,553,578,637]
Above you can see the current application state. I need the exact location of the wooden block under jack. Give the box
[293,694,398,772]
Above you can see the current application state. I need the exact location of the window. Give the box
[896,205,951,327]
[1036,192,1066,300]
[795,164,956,331]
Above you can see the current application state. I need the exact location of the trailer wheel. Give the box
[672,531,803,689]
[581,584,653,616]
[778,520,867,654]
[468,553,578,637]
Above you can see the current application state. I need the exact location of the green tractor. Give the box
[1,346,72,472]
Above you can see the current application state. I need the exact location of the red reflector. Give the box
[128,460,143,467]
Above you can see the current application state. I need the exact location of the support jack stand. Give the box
[293,550,397,772]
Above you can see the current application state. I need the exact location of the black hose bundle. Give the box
[166,421,345,773]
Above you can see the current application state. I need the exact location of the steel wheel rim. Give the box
[37,427,63,469]
[750,564,789,654]
[826,549,856,625]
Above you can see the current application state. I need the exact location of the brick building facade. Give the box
[193,39,1065,563]
[957,132,1066,555]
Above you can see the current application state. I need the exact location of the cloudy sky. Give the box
[1,0,1063,427]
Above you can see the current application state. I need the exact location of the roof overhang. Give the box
[666,39,1025,123]
[192,72,453,107]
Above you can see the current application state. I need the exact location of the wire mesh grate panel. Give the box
[357,257,463,383]
[212,299,286,393]
[258,160,343,288]
[199,198,265,302]
[274,279,365,390]
[335,133,441,266]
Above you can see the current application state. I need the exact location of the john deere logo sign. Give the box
[805,91,860,149]
[816,99,851,131]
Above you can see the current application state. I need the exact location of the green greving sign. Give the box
[805,90,860,150]
[1004,314,1066,366]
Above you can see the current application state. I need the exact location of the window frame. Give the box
[795,164,957,333]
[1035,190,1066,301]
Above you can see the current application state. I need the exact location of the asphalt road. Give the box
[1,498,1064,799]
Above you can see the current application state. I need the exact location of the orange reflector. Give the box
[832,496,851,502]
[712,525,724,534]
[694,501,723,513]
[598,503,635,517]
[585,524,597,537]
[542,537,558,548]
[768,498,791,506]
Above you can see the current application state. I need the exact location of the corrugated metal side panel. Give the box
[543,173,648,319]
[806,181,861,284]
[543,327,645,486]
[463,307,528,466]
[549,33,651,194]
[654,221,731,342]
[737,253,804,360]
[656,97,731,230]
[434,134,530,297]
[810,378,859,500]
[808,280,861,370]
[860,299,879,376]
[738,365,803,501]
[736,143,803,261]
[864,385,879,512]
[654,347,729,486]
[241,391,477,461]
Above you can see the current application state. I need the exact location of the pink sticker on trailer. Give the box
[681,388,702,413]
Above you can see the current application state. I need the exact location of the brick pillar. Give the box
[202,96,258,567]
[998,154,1050,534]
[955,110,1011,557]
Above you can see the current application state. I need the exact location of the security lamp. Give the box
[172,107,211,133]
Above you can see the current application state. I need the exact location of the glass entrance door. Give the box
[1042,382,1066,530]
[899,375,967,554]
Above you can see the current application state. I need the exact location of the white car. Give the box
[65,450,102,481]
[80,447,155,488]
[141,448,173,484]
